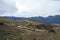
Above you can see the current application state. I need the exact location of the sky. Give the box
[0,0,60,17]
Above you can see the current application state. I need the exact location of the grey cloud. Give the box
[0,0,60,17]
[13,0,60,17]
[0,0,17,14]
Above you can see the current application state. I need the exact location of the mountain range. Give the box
[4,15,60,24]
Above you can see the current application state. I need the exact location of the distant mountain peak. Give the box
[0,15,60,24]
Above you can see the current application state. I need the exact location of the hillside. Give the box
[0,17,60,40]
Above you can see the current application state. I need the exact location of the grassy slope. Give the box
[0,17,60,40]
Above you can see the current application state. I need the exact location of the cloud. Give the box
[52,0,60,1]
[0,0,17,15]
[0,0,60,17]
[12,0,60,17]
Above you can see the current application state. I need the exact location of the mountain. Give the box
[46,15,60,24]
[7,15,60,24]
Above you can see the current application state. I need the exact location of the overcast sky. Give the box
[0,0,60,17]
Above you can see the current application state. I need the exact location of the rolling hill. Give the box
[0,16,60,40]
